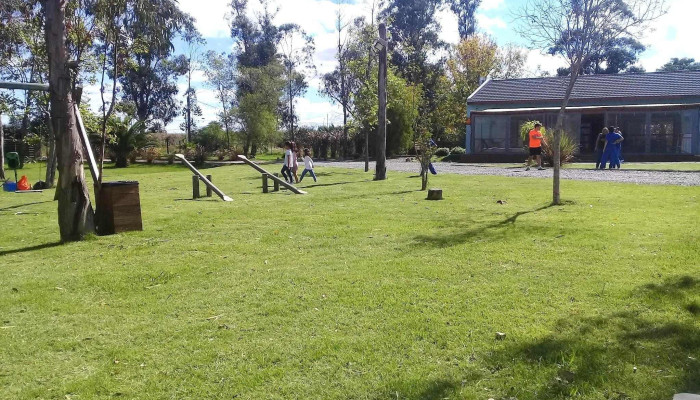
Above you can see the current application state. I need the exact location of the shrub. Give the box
[193,145,207,166]
[227,150,239,161]
[167,153,175,165]
[144,147,160,164]
[214,149,226,161]
[434,147,450,157]
[542,131,577,166]
[450,146,466,155]
[106,118,151,168]
[519,120,577,166]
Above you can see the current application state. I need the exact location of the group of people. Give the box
[281,141,317,184]
[595,127,625,169]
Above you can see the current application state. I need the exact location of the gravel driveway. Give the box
[315,159,700,186]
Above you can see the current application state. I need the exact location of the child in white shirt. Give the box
[299,148,317,182]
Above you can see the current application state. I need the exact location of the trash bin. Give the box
[96,181,143,235]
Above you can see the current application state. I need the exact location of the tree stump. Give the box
[427,188,443,201]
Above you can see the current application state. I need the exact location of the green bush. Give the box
[450,146,466,155]
[434,147,450,157]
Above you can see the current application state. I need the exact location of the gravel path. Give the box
[315,159,700,186]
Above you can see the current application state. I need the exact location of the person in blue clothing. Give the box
[600,127,624,169]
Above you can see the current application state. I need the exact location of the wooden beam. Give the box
[74,104,100,183]
[175,154,233,202]
[237,155,306,194]
[0,82,50,91]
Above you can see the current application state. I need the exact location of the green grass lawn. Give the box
[1,163,698,399]
[463,162,700,171]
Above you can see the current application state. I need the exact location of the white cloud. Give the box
[177,0,231,38]
[636,0,700,71]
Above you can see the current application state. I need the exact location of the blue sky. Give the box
[89,0,700,133]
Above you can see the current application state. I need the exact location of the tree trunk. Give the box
[552,67,580,205]
[251,144,257,158]
[44,112,57,188]
[0,111,5,181]
[374,22,388,181]
[44,0,95,241]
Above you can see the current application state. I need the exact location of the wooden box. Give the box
[96,181,143,235]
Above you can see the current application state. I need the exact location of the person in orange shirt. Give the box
[526,123,546,171]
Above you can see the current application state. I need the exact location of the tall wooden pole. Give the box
[0,110,5,181]
[375,22,388,181]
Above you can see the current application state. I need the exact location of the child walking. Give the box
[300,148,317,182]
[291,142,300,183]
[281,141,294,183]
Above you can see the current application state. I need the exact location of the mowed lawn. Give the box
[1,162,698,400]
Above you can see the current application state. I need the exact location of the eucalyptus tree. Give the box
[117,0,197,127]
[42,0,96,241]
[230,0,284,156]
[203,51,237,149]
[181,30,206,141]
[278,24,315,141]
[516,0,667,204]
[448,0,483,38]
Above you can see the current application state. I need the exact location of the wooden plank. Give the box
[175,154,233,202]
[74,104,100,183]
[237,155,306,195]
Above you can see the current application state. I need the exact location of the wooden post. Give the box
[375,22,388,181]
[273,179,280,192]
[206,175,212,197]
[262,174,269,193]
[192,175,200,199]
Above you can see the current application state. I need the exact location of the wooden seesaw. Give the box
[175,154,233,202]
[237,155,306,195]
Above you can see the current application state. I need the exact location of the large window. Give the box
[510,114,545,151]
[650,112,684,153]
[474,115,509,152]
[608,113,646,153]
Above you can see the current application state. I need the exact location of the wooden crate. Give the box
[96,181,143,235]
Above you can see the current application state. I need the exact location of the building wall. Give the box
[465,102,700,157]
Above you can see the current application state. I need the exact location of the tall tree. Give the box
[180,30,205,141]
[380,0,447,143]
[556,36,645,76]
[118,0,195,126]
[42,0,96,241]
[230,0,284,157]
[516,0,667,205]
[657,57,700,72]
[278,24,314,141]
[449,0,483,38]
[203,51,236,149]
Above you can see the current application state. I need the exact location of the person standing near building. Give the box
[526,123,546,171]
[594,128,608,169]
[614,127,624,168]
[600,128,624,169]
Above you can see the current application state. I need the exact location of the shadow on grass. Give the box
[414,203,555,248]
[0,241,62,257]
[0,201,53,212]
[301,180,372,189]
[489,276,700,399]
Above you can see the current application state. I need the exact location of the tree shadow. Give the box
[0,201,52,212]
[370,377,482,400]
[414,203,555,248]
[490,276,700,399]
[0,241,63,257]
[301,180,372,188]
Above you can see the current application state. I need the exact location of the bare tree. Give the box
[43,0,96,241]
[516,0,666,204]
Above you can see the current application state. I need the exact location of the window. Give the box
[608,113,646,153]
[510,114,544,151]
[650,112,683,154]
[474,115,509,152]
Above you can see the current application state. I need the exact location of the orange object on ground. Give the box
[17,175,32,191]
